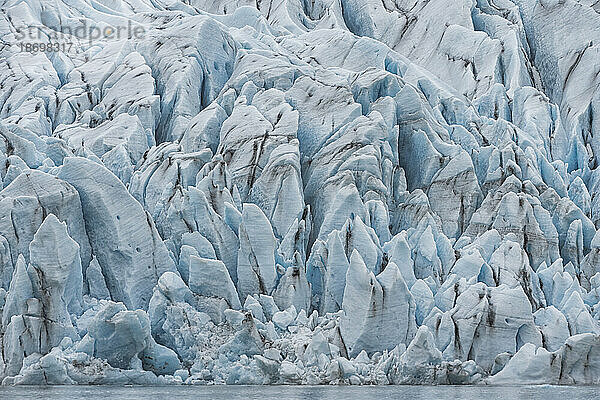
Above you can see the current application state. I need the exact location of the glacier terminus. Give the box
[0,0,599,387]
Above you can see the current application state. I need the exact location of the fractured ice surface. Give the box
[1,0,600,386]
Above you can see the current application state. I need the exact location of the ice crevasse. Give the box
[1,0,600,386]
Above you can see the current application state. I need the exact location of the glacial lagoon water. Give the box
[0,385,596,400]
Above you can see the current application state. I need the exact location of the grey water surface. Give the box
[0,385,596,400]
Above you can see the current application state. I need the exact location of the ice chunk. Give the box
[188,255,241,309]
[28,214,83,318]
[236,203,278,301]
[487,343,560,385]
[272,252,311,312]
[81,301,180,374]
[340,251,416,357]
[534,306,570,351]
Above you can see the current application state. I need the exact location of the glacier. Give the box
[0,0,599,386]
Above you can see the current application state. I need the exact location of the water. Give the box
[0,385,597,400]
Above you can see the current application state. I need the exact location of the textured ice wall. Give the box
[0,0,600,386]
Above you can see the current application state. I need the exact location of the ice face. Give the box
[1,0,600,387]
